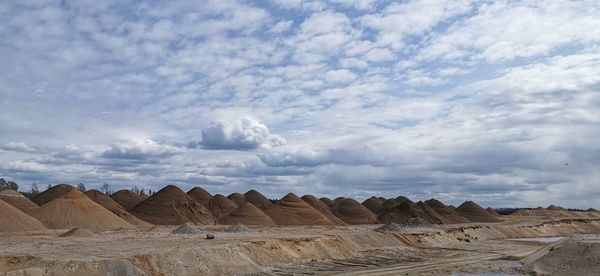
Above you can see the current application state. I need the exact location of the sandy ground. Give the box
[1,217,600,275]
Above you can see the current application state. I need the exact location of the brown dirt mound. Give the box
[130,185,216,225]
[396,196,414,204]
[0,188,39,215]
[378,201,446,224]
[227,193,246,207]
[331,198,378,224]
[110,190,147,211]
[320,197,334,207]
[32,184,76,206]
[547,205,566,211]
[220,202,275,226]
[362,196,384,215]
[59,228,95,238]
[31,189,134,230]
[187,187,213,207]
[0,199,46,232]
[486,207,501,216]
[301,195,347,225]
[264,193,335,225]
[523,238,600,275]
[333,197,346,204]
[455,201,503,223]
[424,198,470,224]
[244,190,273,210]
[208,194,239,218]
[85,190,150,227]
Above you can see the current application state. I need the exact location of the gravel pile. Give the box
[224,223,251,233]
[375,218,432,232]
[171,223,201,235]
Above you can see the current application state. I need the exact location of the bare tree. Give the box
[101,183,110,195]
[77,182,86,192]
[0,178,19,191]
[31,182,39,196]
[46,184,52,191]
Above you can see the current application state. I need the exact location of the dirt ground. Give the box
[1,217,600,275]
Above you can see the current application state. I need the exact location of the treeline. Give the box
[492,207,590,215]
[0,178,155,199]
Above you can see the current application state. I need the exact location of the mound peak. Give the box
[110,189,148,210]
[0,188,39,215]
[244,190,273,210]
[208,194,239,218]
[379,201,446,224]
[187,187,213,207]
[424,198,469,224]
[220,202,275,226]
[85,190,150,227]
[0,199,46,232]
[320,197,334,207]
[456,201,503,223]
[362,196,384,215]
[131,185,215,225]
[264,193,335,225]
[227,193,246,207]
[301,195,347,225]
[331,198,378,224]
[32,184,77,206]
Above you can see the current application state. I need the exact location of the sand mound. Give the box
[208,194,239,218]
[264,193,335,225]
[375,218,432,232]
[331,198,378,224]
[0,188,39,215]
[509,208,598,218]
[523,238,600,275]
[85,190,150,227]
[131,185,216,225]
[187,187,213,207]
[110,190,147,211]
[224,223,251,233]
[362,196,384,215]
[32,184,76,206]
[59,228,94,238]
[171,223,201,235]
[227,193,246,207]
[31,189,133,230]
[320,197,334,207]
[244,190,273,210]
[301,195,347,225]
[333,197,346,204]
[0,199,46,232]
[424,198,470,224]
[378,201,446,224]
[547,205,566,211]
[486,207,501,216]
[396,196,414,204]
[455,201,503,223]
[220,202,275,226]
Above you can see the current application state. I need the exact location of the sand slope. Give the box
[227,193,246,207]
[455,201,503,223]
[0,199,46,232]
[131,185,215,225]
[331,198,378,224]
[244,190,273,210]
[85,190,150,227]
[362,196,384,215]
[220,202,275,226]
[320,197,334,207]
[0,188,39,215]
[32,184,76,206]
[208,195,239,218]
[265,193,335,225]
[32,189,134,230]
[523,238,600,275]
[424,199,470,224]
[187,187,213,207]
[378,201,445,224]
[301,195,347,225]
[110,190,148,211]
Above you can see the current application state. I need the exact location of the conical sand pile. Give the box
[265,193,335,225]
[362,196,384,215]
[32,184,76,206]
[455,201,503,223]
[301,195,346,225]
[424,198,469,224]
[85,190,150,227]
[208,195,239,218]
[131,185,215,225]
[0,188,39,215]
[331,198,378,224]
[244,190,272,210]
[187,187,213,207]
[333,197,346,205]
[31,189,134,230]
[486,207,501,216]
[378,201,445,224]
[110,190,147,211]
[227,193,246,207]
[0,199,46,232]
[320,197,334,207]
[220,202,275,226]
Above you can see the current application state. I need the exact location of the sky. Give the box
[1,0,599,208]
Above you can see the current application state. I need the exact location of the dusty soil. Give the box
[1,217,600,276]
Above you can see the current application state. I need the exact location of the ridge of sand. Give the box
[131,185,215,225]
[455,201,503,223]
[244,190,273,210]
[109,190,148,211]
[301,195,347,225]
[0,188,39,215]
[331,198,378,224]
[264,193,335,225]
[378,201,446,224]
[31,184,76,206]
[187,187,213,207]
[220,202,275,226]
[208,194,239,219]
[523,238,600,275]
[424,198,470,224]
[510,209,600,219]
[85,190,150,227]
[362,196,384,215]
[333,197,346,205]
[227,193,246,207]
[0,199,46,232]
[31,189,134,230]
[320,197,334,207]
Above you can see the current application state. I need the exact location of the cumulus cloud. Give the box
[100,139,182,160]
[0,142,38,153]
[200,117,286,150]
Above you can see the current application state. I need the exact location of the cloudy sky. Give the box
[1,0,599,207]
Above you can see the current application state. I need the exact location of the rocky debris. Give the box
[171,223,201,235]
[374,218,432,232]
[206,233,215,239]
[224,223,251,233]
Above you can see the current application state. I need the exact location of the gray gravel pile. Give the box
[171,223,201,235]
[224,223,251,233]
[375,218,432,232]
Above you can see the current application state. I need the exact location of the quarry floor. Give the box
[1,217,600,275]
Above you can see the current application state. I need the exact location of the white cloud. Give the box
[325,69,357,83]
[0,142,38,153]
[101,139,182,160]
[200,117,286,150]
